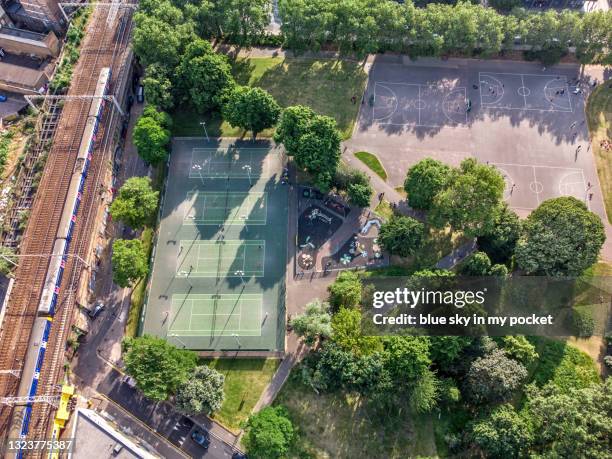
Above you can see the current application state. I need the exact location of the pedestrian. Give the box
[351,95,357,104]
[589,193,593,200]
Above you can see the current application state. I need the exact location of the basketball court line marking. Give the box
[189,148,271,179]
[373,81,469,127]
[478,72,573,113]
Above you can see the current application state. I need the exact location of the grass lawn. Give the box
[203,358,280,432]
[276,374,437,458]
[172,58,367,140]
[354,151,387,180]
[586,83,612,223]
[125,227,154,338]
[374,199,394,220]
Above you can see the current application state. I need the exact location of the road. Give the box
[71,101,239,458]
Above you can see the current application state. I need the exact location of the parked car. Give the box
[88,301,105,319]
[232,452,248,459]
[136,84,144,103]
[190,429,210,449]
[121,374,137,389]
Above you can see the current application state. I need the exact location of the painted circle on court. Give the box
[529,181,543,194]
[415,99,427,110]
[518,86,531,97]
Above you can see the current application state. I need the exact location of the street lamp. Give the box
[231,333,242,347]
[168,333,188,349]
[242,164,252,186]
[199,121,209,142]
[234,270,245,284]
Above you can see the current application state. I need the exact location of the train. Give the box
[8,68,112,446]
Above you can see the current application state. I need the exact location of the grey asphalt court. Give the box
[349,56,607,222]
[142,138,287,352]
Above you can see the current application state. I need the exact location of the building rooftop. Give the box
[70,409,157,459]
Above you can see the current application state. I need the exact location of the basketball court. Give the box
[142,138,288,352]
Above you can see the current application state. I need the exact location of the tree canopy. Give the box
[327,270,362,309]
[477,204,521,264]
[404,158,452,210]
[123,335,197,401]
[142,63,174,110]
[347,182,373,208]
[290,299,332,346]
[274,105,341,190]
[175,365,225,415]
[223,86,281,139]
[472,404,533,458]
[465,349,527,404]
[379,215,425,257]
[515,197,605,276]
[133,108,172,165]
[244,406,295,459]
[430,158,505,236]
[111,239,149,288]
[110,177,159,229]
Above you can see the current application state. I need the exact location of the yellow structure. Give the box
[48,384,75,459]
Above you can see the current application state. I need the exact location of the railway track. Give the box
[0,2,135,442]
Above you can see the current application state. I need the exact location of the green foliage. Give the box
[429,336,472,367]
[465,349,527,404]
[528,338,599,392]
[274,105,341,190]
[383,336,432,382]
[332,163,370,191]
[244,406,295,459]
[175,365,225,415]
[217,0,271,46]
[525,379,612,458]
[488,0,521,11]
[404,158,452,210]
[438,377,461,406]
[111,239,149,288]
[222,86,281,139]
[0,130,14,176]
[0,246,16,275]
[133,109,171,165]
[379,215,425,257]
[327,270,362,310]
[110,177,159,229]
[331,307,383,356]
[409,368,439,413]
[472,404,533,458]
[571,307,595,337]
[461,251,492,276]
[177,39,235,113]
[477,204,521,264]
[290,299,332,346]
[515,197,605,276]
[430,158,505,236]
[499,335,538,365]
[122,335,197,401]
[142,63,174,110]
[347,182,373,208]
[133,14,187,68]
[489,263,508,277]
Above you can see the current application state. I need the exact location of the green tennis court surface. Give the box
[169,294,262,336]
[190,148,269,178]
[178,240,265,277]
[184,191,268,225]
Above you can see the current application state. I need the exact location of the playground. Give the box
[142,138,287,352]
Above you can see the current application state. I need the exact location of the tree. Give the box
[0,246,16,275]
[122,335,197,401]
[461,251,492,276]
[347,182,373,208]
[409,368,439,413]
[429,336,472,366]
[112,239,149,288]
[327,270,362,309]
[177,40,235,112]
[488,0,521,12]
[499,335,538,365]
[223,86,281,139]
[142,63,174,110]
[465,349,527,404]
[430,158,505,236]
[383,336,431,383]
[290,299,332,346]
[133,111,171,165]
[274,106,341,190]
[472,404,533,458]
[133,15,182,67]
[404,158,452,210]
[110,177,159,229]
[515,197,605,276]
[379,215,425,257]
[331,307,383,356]
[216,0,271,46]
[477,204,521,264]
[175,365,225,415]
[526,379,612,458]
[572,307,595,337]
[243,406,295,459]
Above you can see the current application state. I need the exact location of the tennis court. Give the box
[177,240,265,277]
[169,294,262,336]
[184,191,268,225]
[190,147,270,179]
[142,139,288,352]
